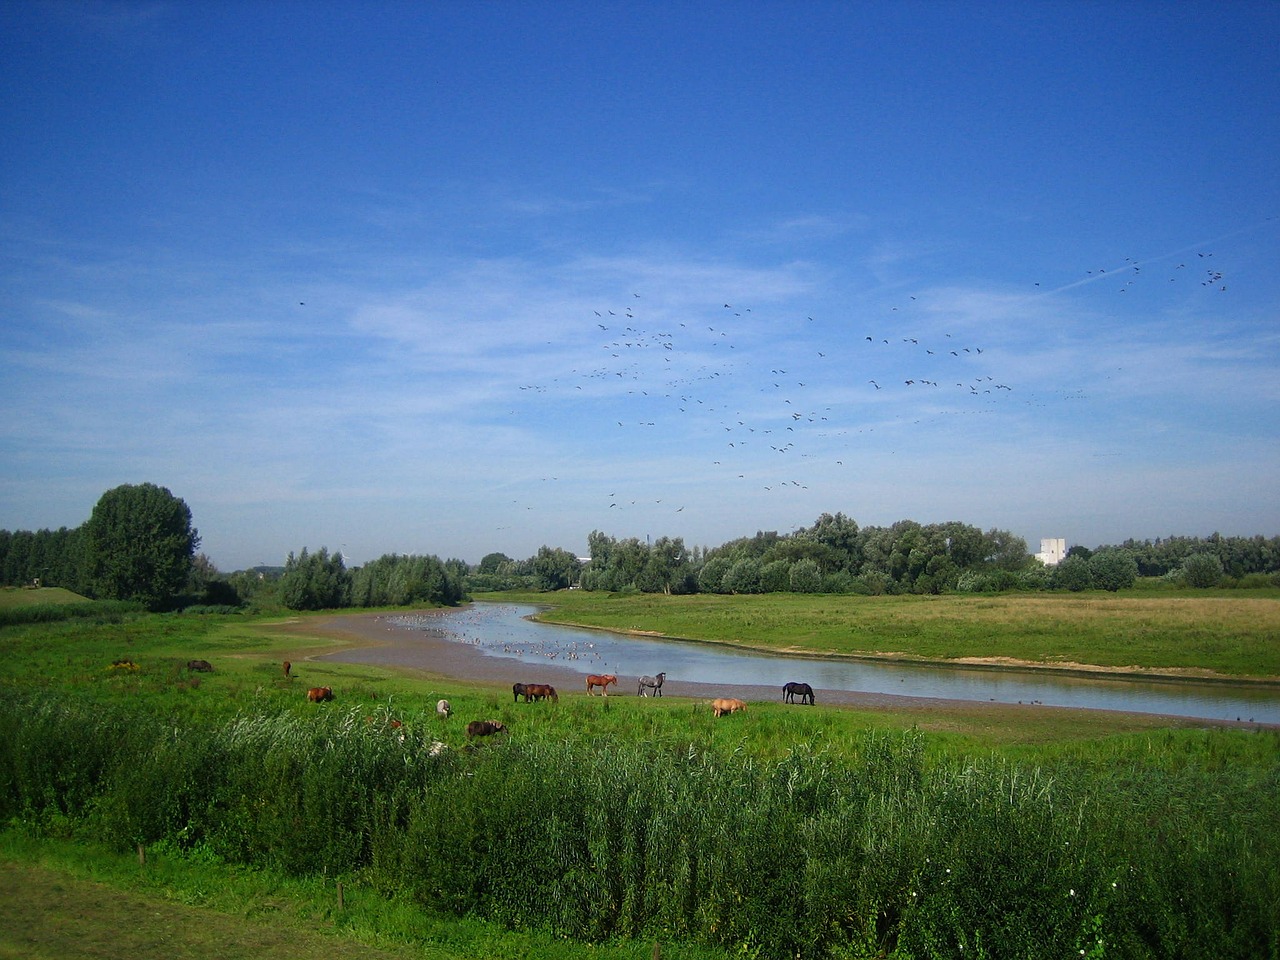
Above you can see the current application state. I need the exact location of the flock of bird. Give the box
[496,244,1233,522]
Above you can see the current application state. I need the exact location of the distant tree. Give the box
[723,557,763,594]
[1053,554,1093,592]
[187,553,240,606]
[789,557,823,593]
[1181,552,1224,589]
[698,556,733,594]
[981,527,1030,570]
[280,547,350,610]
[477,552,513,575]
[1066,544,1093,562]
[797,512,861,570]
[636,537,692,594]
[81,483,199,608]
[1087,549,1138,592]
[759,559,791,593]
[531,546,581,591]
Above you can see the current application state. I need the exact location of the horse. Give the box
[466,719,506,738]
[512,682,528,702]
[712,698,747,717]
[522,683,558,702]
[283,660,292,678]
[437,698,452,718]
[783,681,815,705]
[586,674,618,696]
[637,672,666,697]
[186,659,213,673]
[306,686,333,703]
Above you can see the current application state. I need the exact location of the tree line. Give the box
[3,485,1278,609]
[475,518,1280,596]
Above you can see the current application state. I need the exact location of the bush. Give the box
[722,558,763,594]
[1181,552,1224,589]
[789,558,822,593]
[1054,554,1094,591]
[1089,549,1139,591]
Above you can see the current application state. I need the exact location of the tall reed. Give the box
[1,692,1275,959]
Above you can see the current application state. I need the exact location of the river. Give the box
[382,602,1280,725]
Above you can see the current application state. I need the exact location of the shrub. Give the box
[1181,552,1224,589]
[1089,549,1139,591]
[1053,554,1093,591]
[789,558,822,593]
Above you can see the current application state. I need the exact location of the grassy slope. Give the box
[484,589,1280,679]
[0,586,89,608]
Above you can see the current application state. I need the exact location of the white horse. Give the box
[637,672,666,697]
[436,698,452,718]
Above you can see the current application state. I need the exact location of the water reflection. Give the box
[386,603,1279,725]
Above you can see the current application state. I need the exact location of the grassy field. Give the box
[486,589,1280,679]
[1,592,1277,959]
[0,586,88,608]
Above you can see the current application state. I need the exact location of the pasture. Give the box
[496,588,1280,679]
[1,597,1278,959]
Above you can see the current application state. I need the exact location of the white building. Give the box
[1035,537,1066,566]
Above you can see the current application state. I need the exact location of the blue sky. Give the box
[2,1,1278,571]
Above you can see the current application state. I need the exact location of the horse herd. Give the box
[285,658,814,733]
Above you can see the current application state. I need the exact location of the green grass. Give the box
[2,602,1278,959]
[483,589,1280,679]
[0,586,89,608]
[0,832,711,960]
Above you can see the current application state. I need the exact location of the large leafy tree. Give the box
[82,483,200,608]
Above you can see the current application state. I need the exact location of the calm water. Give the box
[386,603,1280,725]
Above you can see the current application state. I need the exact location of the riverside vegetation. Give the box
[0,590,1277,959]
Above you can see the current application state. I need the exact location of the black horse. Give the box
[783,681,815,705]
[512,682,528,703]
[637,672,666,697]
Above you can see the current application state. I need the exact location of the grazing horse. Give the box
[637,672,666,697]
[283,660,292,678]
[186,659,213,673]
[586,674,618,696]
[783,681,815,705]
[437,698,452,718]
[466,719,506,738]
[512,682,529,703]
[712,698,747,717]
[306,686,334,703]
[522,683,559,703]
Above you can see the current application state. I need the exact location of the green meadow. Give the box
[1,589,1277,959]
[499,588,1280,679]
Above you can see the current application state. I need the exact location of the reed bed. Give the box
[1,692,1275,959]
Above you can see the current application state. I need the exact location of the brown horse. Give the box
[712,698,746,717]
[522,683,559,703]
[283,660,292,678]
[586,674,618,696]
[306,686,333,703]
[466,719,506,738]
